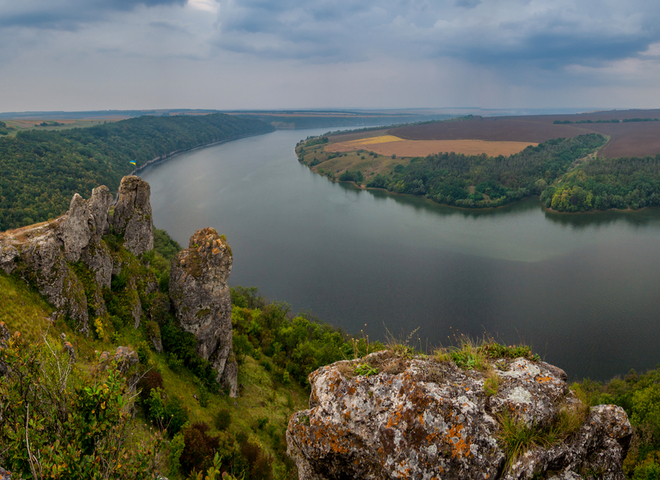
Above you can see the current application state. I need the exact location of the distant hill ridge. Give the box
[0,113,274,231]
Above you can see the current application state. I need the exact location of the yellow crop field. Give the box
[327,136,537,157]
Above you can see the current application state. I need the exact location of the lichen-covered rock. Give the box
[57,193,93,263]
[169,227,237,396]
[0,466,12,480]
[286,351,631,480]
[9,232,89,332]
[114,346,139,373]
[112,176,154,257]
[87,185,113,243]
[81,241,113,290]
[55,185,112,263]
[0,243,19,274]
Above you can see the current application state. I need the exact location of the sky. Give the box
[2,0,660,112]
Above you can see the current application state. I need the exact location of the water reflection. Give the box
[350,180,660,228]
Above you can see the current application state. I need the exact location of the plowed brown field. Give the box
[326,135,537,157]
[381,110,660,158]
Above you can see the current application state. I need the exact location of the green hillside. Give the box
[0,114,274,231]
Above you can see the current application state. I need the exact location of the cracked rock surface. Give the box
[169,227,238,397]
[287,351,631,480]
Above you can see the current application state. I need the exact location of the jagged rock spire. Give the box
[169,227,238,397]
[112,175,153,257]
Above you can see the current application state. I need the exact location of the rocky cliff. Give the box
[287,350,632,480]
[0,176,237,397]
[111,175,154,257]
[0,183,116,332]
[169,227,238,397]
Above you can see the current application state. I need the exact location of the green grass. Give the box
[434,336,540,371]
[0,271,55,340]
[297,142,411,182]
[496,397,588,471]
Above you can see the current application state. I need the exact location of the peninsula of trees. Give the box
[297,109,660,212]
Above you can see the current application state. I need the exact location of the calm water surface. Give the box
[142,129,660,381]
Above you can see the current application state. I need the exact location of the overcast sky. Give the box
[2,0,660,112]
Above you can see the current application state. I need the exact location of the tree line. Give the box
[0,114,274,231]
[364,134,606,208]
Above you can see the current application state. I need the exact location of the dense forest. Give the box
[540,155,660,211]
[300,132,660,213]
[0,114,274,231]
[344,134,604,208]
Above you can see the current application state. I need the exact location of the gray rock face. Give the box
[287,351,632,480]
[57,193,91,263]
[0,178,151,334]
[56,185,112,263]
[81,241,113,290]
[112,176,153,257]
[169,227,238,397]
[87,185,112,243]
[2,229,89,332]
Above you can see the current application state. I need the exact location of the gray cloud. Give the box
[212,0,660,69]
[0,0,186,30]
[455,0,482,9]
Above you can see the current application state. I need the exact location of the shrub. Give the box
[215,409,232,431]
[0,333,162,478]
[137,340,151,364]
[144,388,189,437]
[180,422,219,474]
[137,369,164,402]
[240,439,274,480]
[233,333,253,364]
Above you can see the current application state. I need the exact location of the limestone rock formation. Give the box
[287,351,632,480]
[169,227,238,396]
[0,225,89,331]
[56,185,112,263]
[0,178,156,333]
[0,185,117,332]
[112,176,154,257]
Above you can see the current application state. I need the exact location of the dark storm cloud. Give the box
[213,0,660,68]
[0,0,186,30]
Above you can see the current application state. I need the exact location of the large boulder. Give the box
[112,176,153,257]
[286,351,632,480]
[169,227,238,396]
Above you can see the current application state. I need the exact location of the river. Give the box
[141,128,660,381]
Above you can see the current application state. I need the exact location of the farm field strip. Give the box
[327,136,538,157]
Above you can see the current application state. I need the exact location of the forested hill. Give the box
[0,114,274,231]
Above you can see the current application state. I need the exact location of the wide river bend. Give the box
[142,128,660,381]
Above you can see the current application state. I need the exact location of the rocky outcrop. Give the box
[56,185,112,263]
[0,178,155,333]
[1,177,240,401]
[169,227,238,397]
[0,185,116,332]
[0,225,89,331]
[112,176,153,257]
[287,351,632,480]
